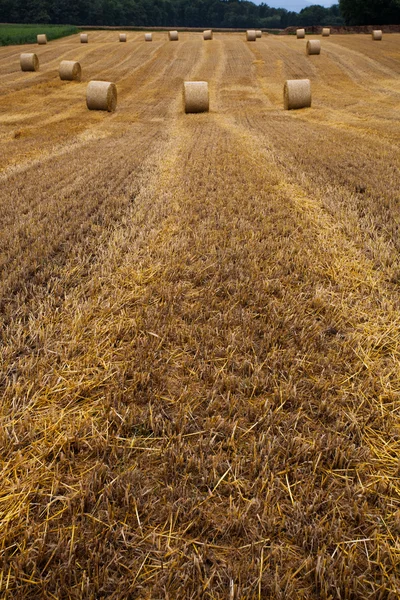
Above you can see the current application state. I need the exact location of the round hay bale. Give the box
[86,81,117,112]
[145,33,153,41]
[296,29,305,39]
[246,30,256,41]
[284,79,311,110]
[306,40,321,55]
[169,31,179,41]
[256,30,262,38]
[119,33,127,42]
[372,30,382,40]
[37,34,47,45]
[322,28,330,37]
[20,53,39,72]
[184,81,209,114]
[59,60,81,81]
[203,30,213,40]
[80,33,88,43]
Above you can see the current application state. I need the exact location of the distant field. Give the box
[0,31,400,599]
[0,23,78,46]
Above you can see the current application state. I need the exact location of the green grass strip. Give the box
[0,24,78,46]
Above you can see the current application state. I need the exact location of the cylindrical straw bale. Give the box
[184,81,209,114]
[322,28,330,36]
[80,33,88,43]
[284,79,311,110]
[306,40,321,55]
[296,28,305,39]
[145,33,153,41]
[59,60,81,81]
[256,30,262,38]
[169,31,179,41]
[37,34,47,45]
[86,81,117,112]
[20,53,39,72]
[246,30,256,41]
[372,30,382,40]
[203,30,213,40]
[119,33,127,42]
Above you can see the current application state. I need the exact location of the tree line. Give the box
[339,0,400,25]
[0,0,343,28]
[0,0,399,28]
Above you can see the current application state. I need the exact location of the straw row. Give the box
[21,28,388,115]
[33,29,384,47]
[34,31,224,44]
[18,52,308,114]
[297,28,383,40]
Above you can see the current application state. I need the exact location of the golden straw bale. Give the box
[284,79,311,110]
[59,60,81,81]
[86,81,117,112]
[246,30,256,41]
[80,33,88,43]
[169,31,179,41]
[184,81,209,113]
[372,30,383,40]
[37,34,47,44]
[119,33,127,42]
[306,40,321,55]
[322,28,330,36]
[203,30,213,40]
[20,53,39,72]
[296,28,305,39]
[256,30,262,38]
[144,33,152,41]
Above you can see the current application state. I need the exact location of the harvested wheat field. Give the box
[1,30,400,598]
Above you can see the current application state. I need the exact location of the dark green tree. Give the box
[24,0,50,23]
[0,0,348,29]
[299,5,328,25]
[339,0,400,24]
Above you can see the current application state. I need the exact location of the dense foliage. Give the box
[0,0,344,28]
[339,0,400,25]
[3,0,399,30]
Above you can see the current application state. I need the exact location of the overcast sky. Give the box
[252,0,335,11]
